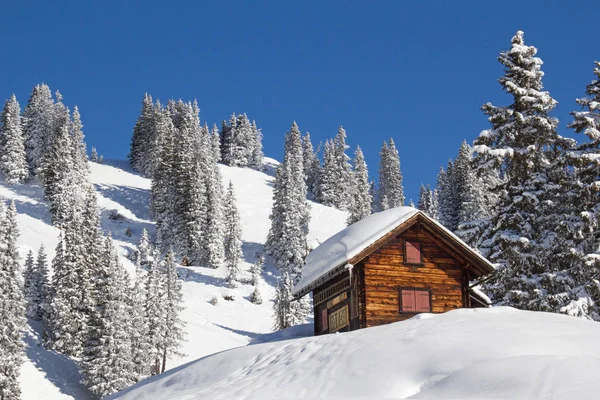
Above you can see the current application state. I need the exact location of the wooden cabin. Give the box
[292,207,495,335]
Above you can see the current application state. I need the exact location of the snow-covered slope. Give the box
[110,307,600,400]
[1,159,347,399]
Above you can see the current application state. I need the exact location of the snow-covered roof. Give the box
[293,206,495,297]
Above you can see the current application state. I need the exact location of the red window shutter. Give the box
[321,309,328,331]
[406,241,421,264]
[415,291,431,312]
[401,290,416,312]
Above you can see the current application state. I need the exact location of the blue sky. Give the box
[0,2,597,202]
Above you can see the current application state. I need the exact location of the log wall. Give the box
[363,222,467,327]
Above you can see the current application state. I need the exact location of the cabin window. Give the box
[404,240,422,264]
[399,288,431,313]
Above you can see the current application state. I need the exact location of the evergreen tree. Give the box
[250,120,264,170]
[223,182,242,287]
[302,132,320,197]
[0,200,26,399]
[556,61,600,320]
[23,247,49,321]
[172,101,206,262]
[418,184,435,217]
[266,122,311,276]
[129,93,157,176]
[69,106,90,187]
[151,105,177,251]
[347,146,372,225]
[144,252,165,376]
[137,228,151,265]
[129,260,151,381]
[317,139,336,206]
[40,103,74,227]
[201,155,225,269]
[0,95,29,183]
[90,147,99,162]
[251,253,264,287]
[474,31,571,312]
[273,272,305,330]
[23,250,37,318]
[436,162,458,230]
[82,235,136,397]
[378,139,404,209]
[160,249,186,373]
[23,83,55,177]
[210,124,221,163]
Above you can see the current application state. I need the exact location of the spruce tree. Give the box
[130,260,151,381]
[266,122,311,276]
[151,105,177,251]
[202,157,225,269]
[90,147,99,162]
[302,132,320,197]
[23,83,55,177]
[210,124,221,163]
[347,146,372,225]
[82,235,136,397]
[317,139,337,206]
[24,248,48,320]
[160,249,186,373]
[0,95,29,183]
[250,120,264,170]
[474,31,570,312]
[0,200,26,399]
[144,252,165,376]
[378,139,404,210]
[129,93,157,176]
[223,181,242,288]
[273,272,304,330]
[137,228,151,265]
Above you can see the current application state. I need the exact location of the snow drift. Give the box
[110,307,600,400]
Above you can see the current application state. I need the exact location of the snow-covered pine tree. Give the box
[69,106,90,187]
[0,199,26,399]
[251,253,264,287]
[333,126,354,210]
[317,139,336,206]
[23,250,36,317]
[0,95,29,184]
[172,101,206,262]
[266,122,311,276]
[436,161,459,230]
[408,199,416,208]
[250,120,264,170]
[137,228,151,265]
[90,147,99,162]
[474,31,572,312]
[347,146,372,225]
[223,181,242,288]
[144,251,165,376]
[201,143,225,269]
[82,235,136,397]
[220,113,245,166]
[129,259,151,381]
[34,244,49,321]
[151,105,177,251]
[160,249,186,373]
[129,93,158,176]
[23,83,55,177]
[40,103,75,227]
[272,272,304,330]
[555,61,600,320]
[210,123,221,163]
[45,223,88,357]
[302,132,320,198]
[454,142,491,247]
[418,184,435,217]
[378,139,404,210]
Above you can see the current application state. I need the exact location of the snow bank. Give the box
[110,307,600,400]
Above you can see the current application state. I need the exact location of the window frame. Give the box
[398,287,432,314]
[403,239,423,266]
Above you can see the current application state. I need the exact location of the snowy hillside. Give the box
[1,159,347,399]
[110,307,600,400]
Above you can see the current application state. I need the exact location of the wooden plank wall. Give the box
[364,223,466,327]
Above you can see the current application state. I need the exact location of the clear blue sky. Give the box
[0,2,597,202]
